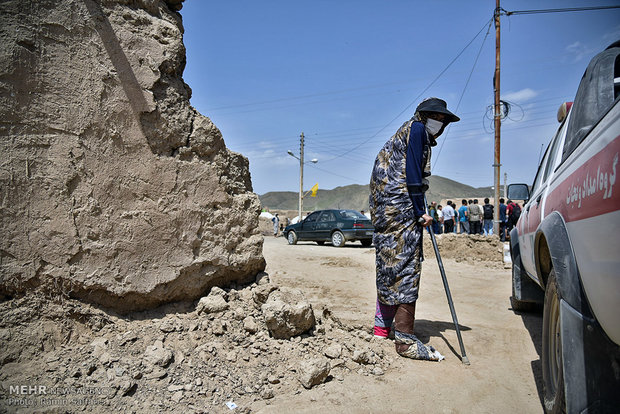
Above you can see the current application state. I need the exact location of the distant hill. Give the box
[259,176,495,211]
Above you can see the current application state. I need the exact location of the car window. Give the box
[304,212,320,223]
[338,210,364,219]
[318,211,336,222]
[531,143,551,195]
[563,44,619,162]
[543,117,568,182]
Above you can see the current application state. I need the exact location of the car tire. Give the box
[361,240,372,247]
[316,241,325,246]
[331,231,345,247]
[542,269,566,414]
[287,231,298,245]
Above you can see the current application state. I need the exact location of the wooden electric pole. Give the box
[298,132,304,222]
[493,0,502,236]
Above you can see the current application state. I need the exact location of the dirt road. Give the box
[254,236,544,413]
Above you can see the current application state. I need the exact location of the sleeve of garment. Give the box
[405,122,427,218]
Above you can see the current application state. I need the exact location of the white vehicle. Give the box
[508,40,620,414]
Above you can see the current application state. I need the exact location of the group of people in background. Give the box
[427,198,521,241]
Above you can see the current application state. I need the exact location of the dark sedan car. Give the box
[284,209,374,247]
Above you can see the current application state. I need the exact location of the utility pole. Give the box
[288,133,317,222]
[298,132,304,222]
[493,0,502,236]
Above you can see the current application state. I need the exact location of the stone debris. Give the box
[0,274,393,412]
[324,343,343,359]
[297,358,331,389]
[261,288,316,339]
[143,341,174,368]
[197,295,230,315]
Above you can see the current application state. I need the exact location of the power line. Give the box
[502,5,620,16]
[317,17,494,164]
[432,19,493,172]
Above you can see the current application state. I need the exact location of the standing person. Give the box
[437,204,444,234]
[442,201,455,233]
[458,199,469,234]
[429,202,439,234]
[510,201,522,229]
[506,199,514,233]
[369,97,459,361]
[482,197,494,236]
[467,200,474,233]
[271,214,279,237]
[499,198,507,241]
[468,199,482,235]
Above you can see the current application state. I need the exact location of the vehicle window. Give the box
[542,118,568,182]
[531,142,551,195]
[563,44,620,162]
[304,212,320,223]
[318,212,336,222]
[338,210,364,219]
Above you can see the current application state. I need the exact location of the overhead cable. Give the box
[502,5,620,16]
[432,19,493,172]
[317,17,494,164]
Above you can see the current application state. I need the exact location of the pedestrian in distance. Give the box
[429,201,439,234]
[437,204,444,234]
[468,199,482,235]
[499,198,507,241]
[506,199,516,234]
[369,97,460,361]
[442,201,456,233]
[482,197,494,236]
[271,213,279,237]
[458,199,469,234]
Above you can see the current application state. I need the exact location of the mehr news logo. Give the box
[3,384,112,407]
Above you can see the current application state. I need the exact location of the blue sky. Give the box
[180,1,620,195]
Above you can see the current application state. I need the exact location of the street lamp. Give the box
[287,132,317,223]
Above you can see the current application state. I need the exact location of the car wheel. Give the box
[331,231,345,247]
[542,269,566,414]
[316,241,325,246]
[287,231,298,245]
[361,240,372,247]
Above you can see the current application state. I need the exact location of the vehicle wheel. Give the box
[331,231,345,247]
[287,231,298,245]
[542,269,566,414]
[361,240,372,247]
[316,241,325,246]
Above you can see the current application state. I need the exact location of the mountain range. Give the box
[259,176,495,211]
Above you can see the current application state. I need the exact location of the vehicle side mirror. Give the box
[507,183,530,202]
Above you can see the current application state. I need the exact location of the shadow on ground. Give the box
[511,302,544,408]
[415,319,472,362]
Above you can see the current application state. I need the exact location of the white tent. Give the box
[259,211,274,219]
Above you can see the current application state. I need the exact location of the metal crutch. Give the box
[422,195,470,365]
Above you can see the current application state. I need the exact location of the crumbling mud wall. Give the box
[0,0,266,311]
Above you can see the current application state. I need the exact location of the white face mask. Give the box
[425,118,443,136]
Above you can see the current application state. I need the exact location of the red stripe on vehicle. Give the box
[547,135,620,223]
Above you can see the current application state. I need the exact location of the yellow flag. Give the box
[310,183,319,197]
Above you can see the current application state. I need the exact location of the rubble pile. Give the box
[0,275,393,413]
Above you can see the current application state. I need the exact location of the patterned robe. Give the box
[369,119,430,305]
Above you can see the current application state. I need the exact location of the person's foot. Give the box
[394,331,444,361]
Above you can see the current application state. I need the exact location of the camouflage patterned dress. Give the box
[369,118,430,306]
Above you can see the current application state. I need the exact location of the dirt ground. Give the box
[255,235,544,413]
[0,233,545,413]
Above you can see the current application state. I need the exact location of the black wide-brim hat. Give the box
[416,98,460,123]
